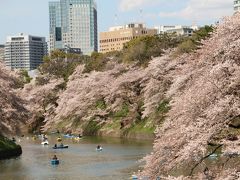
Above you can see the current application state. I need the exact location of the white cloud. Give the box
[119,0,158,11]
[118,0,233,23]
[159,0,233,22]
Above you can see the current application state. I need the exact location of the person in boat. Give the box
[12,137,16,142]
[78,134,82,138]
[60,143,64,147]
[57,137,62,141]
[52,155,58,160]
[43,134,48,141]
[97,145,102,150]
[54,144,57,148]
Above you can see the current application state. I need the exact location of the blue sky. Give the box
[0,0,234,43]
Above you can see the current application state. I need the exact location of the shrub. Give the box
[83,119,102,135]
[174,25,214,56]
[113,103,129,118]
[19,69,32,84]
[95,99,107,110]
[83,52,109,73]
[122,34,184,66]
[39,50,86,81]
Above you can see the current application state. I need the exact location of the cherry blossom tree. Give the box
[141,12,240,179]
[0,62,29,135]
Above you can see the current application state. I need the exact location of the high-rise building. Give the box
[4,34,47,71]
[234,0,240,12]
[49,0,98,55]
[99,23,157,53]
[0,45,4,61]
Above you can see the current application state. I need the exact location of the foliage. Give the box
[83,52,108,73]
[175,39,196,54]
[153,99,171,124]
[19,78,64,134]
[174,25,214,56]
[0,135,16,152]
[122,34,183,66]
[156,99,170,114]
[0,61,29,135]
[27,112,45,133]
[95,99,107,110]
[83,119,102,136]
[135,100,145,122]
[124,118,155,136]
[113,103,129,118]
[0,135,22,160]
[42,92,59,110]
[0,135,19,151]
[19,69,32,84]
[191,25,214,43]
[55,81,67,90]
[39,50,87,81]
[13,13,240,179]
[141,13,240,179]
[35,76,50,86]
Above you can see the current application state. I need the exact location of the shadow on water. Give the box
[0,135,153,180]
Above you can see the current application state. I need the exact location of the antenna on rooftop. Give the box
[139,9,143,23]
[114,14,118,26]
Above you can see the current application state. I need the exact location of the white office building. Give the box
[4,34,47,71]
[154,25,199,36]
[234,0,240,12]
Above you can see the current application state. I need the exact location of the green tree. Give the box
[121,34,183,66]
[174,25,214,56]
[19,69,32,84]
[38,50,87,82]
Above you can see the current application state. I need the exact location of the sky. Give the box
[0,0,234,43]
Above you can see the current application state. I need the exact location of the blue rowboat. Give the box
[132,175,138,180]
[51,159,59,165]
[63,134,75,138]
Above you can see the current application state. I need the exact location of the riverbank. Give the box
[0,136,22,160]
[46,125,155,141]
[97,128,155,140]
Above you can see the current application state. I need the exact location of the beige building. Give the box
[100,23,157,53]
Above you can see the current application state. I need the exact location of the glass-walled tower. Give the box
[49,0,98,55]
[49,1,63,49]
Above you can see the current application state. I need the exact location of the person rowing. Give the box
[96,145,103,151]
[51,154,60,165]
[52,154,58,160]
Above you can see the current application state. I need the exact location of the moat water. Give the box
[0,135,152,180]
